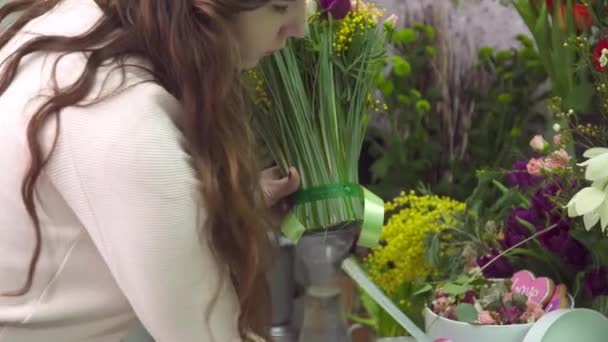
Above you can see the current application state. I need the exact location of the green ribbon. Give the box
[295,182,363,204]
[280,183,384,248]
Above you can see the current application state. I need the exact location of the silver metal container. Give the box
[269,233,296,326]
[270,325,296,342]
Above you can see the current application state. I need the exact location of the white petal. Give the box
[569,187,607,216]
[568,201,578,217]
[567,191,584,216]
[585,153,608,181]
[583,147,608,159]
[584,212,601,230]
[599,202,608,232]
[591,178,608,189]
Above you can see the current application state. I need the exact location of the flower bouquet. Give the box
[424,270,573,342]
[248,0,395,246]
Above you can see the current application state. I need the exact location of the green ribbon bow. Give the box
[280,183,384,248]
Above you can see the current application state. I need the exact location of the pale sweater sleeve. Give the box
[44,84,243,342]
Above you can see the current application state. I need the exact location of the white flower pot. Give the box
[424,294,574,342]
[424,308,532,342]
[376,337,417,342]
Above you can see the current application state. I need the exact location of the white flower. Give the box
[580,147,608,181]
[306,0,318,20]
[552,123,561,132]
[567,186,608,231]
[567,147,608,231]
[601,48,608,68]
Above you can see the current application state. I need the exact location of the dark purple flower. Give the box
[531,179,578,220]
[506,160,542,189]
[537,219,589,271]
[531,188,558,219]
[502,208,538,248]
[319,0,352,19]
[584,268,608,298]
[499,305,523,324]
[462,290,476,304]
[477,249,514,278]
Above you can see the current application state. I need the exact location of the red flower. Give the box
[556,3,593,32]
[573,3,593,31]
[593,38,608,72]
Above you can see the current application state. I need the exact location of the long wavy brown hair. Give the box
[0,0,273,339]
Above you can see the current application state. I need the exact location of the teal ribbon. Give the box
[280,183,384,248]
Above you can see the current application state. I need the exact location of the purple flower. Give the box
[537,219,589,271]
[462,290,476,304]
[584,268,608,298]
[477,249,514,278]
[499,305,523,324]
[531,179,578,220]
[506,160,542,189]
[319,0,352,19]
[502,208,538,248]
[531,188,558,220]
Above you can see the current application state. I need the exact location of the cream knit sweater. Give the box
[0,0,246,341]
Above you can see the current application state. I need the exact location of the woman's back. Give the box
[0,1,243,341]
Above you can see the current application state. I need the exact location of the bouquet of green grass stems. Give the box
[248,0,393,245]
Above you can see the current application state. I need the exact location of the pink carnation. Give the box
[521,302,545,322]
[432,296,449,313]
[526,158,545,176]
[553,134,562,146]
[544,148,571,171]
[477,310,496,325]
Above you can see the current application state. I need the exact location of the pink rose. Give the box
[502,292,513,304]
[526,158,545,175]
[477,310,496,325]
[533,307,545,320]
[432,297,449,313]
[553,134,562,146]
[529,135,548,152]
[524,302,546,321]
[520,311,532,322]
[526,301,541,311]
[544,148,571,171]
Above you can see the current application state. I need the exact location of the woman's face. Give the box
[231,0,307,69]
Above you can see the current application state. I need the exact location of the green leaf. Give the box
[391,56,412,77]
[478,46,494,60]
[413,284,433,297]
[455,303,478,323]
[515,216,538,235]
[425,232,441,268]
[379,79,395,96]
[454,274,471,284]
[370,155,392,181]
[392,28,416,44]
[443,283,468,296]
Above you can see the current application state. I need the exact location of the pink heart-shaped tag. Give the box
[511,270,555,306]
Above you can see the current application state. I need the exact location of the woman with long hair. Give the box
[0,0,305,341]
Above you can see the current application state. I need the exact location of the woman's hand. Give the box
[260,166,301,227]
